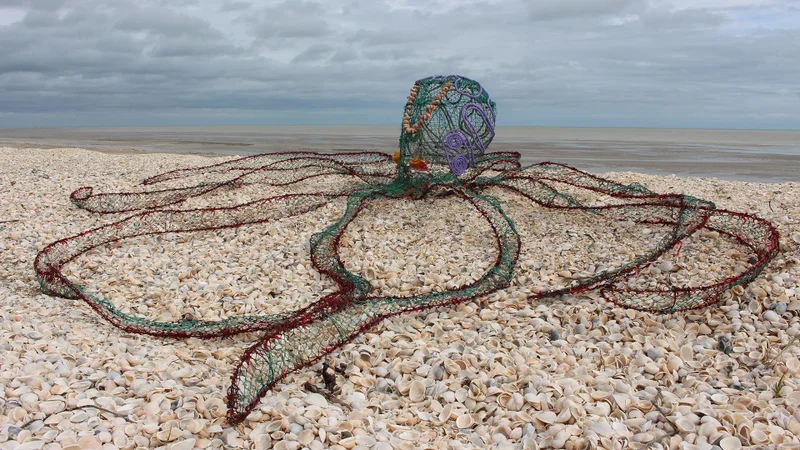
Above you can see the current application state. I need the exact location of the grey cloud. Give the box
[220,1,251,12]
[638,7,725,28]
[244,1,331,40]
[114,8,224,38]
[0,0,797,128]
[527,0,637,21]
[148,38,243,58]
[329,48,358,63]
[0,0,65,9]
[291,43,335,63]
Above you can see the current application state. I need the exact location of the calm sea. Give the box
[1,126,798,182]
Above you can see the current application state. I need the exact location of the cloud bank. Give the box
[0,0,797,128]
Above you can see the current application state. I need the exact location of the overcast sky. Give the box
[0,0,798,128]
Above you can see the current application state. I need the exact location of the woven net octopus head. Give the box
[397,75,496,178]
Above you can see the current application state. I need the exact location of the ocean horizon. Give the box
[2,126,799,182]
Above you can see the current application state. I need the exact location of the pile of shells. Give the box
[1,146,799,449]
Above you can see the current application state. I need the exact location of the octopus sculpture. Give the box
[35,75,779,424]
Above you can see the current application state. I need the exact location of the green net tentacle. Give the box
[227,185,520,423]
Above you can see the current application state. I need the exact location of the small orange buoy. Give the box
[393,152,401,166]
[409,158,429,171]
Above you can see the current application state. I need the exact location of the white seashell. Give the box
[266,420,283,432]
[77,436,102,450]
[299,429,315,445]
[181,419,205,433]
[456,414,474,428]
[750,429,768,444]
[676,417,696,433]
[338,436,358,449]
[157,426,182,442]
[589,421,614,436]
[711,394,728,405]
[305,392,328,407]
[497,392,512,408]
[667,356,683,372]
[112,431,129,448]
[536,411,557,424]
[439,404,453,423]
[168,439,197,450]
[20,392,38,406]
[409,380,426,402]
[357,435,377,447]
[507,393,524,411]
[719,436,741,450]
[612,394,631,411]
[304,407,322,420]
[679,345,693,362]
[698,421,717,437]
[70,412,89,423]
[39,400,65,415]
[586,402,611,416]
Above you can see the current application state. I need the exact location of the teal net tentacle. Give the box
[227,185,520,423]
[34,75,780,424]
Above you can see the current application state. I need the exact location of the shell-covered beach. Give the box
[1,146,800,450]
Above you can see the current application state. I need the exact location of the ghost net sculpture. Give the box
[35,75,779,424]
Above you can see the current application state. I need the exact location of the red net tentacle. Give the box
[602,209,779,311]
[72,156,394,214]
[143,151,392,185]
[506,162,655,198]
[486,165,777,312]
[34,191,350,338]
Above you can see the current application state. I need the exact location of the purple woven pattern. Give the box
[449,154,470,175]
[441,128,474,173]
[460,102,495,157]
[453,76,484,98]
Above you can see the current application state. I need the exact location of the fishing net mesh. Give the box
[35,76,779,424]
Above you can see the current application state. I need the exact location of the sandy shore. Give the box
[1,146,800,450]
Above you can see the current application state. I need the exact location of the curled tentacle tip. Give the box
[71,186,93,201]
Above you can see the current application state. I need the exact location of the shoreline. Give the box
[1,140,797,183]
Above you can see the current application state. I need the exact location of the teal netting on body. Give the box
[35,75,779,424]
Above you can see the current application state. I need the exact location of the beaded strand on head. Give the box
[402,81,454,135]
